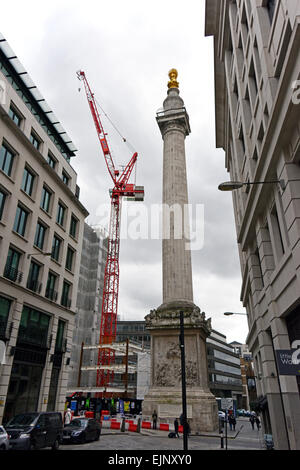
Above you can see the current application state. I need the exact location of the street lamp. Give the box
[179,311,188,451]
[224,312,247,316]
[218,180,286,192]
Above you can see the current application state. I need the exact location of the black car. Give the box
[62,418,101,444]
[5,412,63,450]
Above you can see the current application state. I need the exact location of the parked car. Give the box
[62,418,101,444]
[237,409,252,417]
[218,411,226,421]
[5,412,63,450]
[0,425,9,450]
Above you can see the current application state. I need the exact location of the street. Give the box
[59,418,264,451]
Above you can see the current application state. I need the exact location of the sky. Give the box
[1,0,248,343]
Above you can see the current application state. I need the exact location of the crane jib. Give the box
[78,69,144,392]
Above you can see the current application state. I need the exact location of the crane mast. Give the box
[77,71,144,391]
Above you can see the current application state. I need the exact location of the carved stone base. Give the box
[142,388,218,432]
[142,302,218,433]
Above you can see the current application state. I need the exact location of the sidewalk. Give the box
[101,417,250,441]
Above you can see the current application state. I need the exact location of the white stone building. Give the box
[0,34,88,423]
[205,0,300,449]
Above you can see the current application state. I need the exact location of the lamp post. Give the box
[179,310,188,451]
[223,312,247,316]
[218,180,286,192]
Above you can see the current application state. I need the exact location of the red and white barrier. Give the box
[98,415,180,433]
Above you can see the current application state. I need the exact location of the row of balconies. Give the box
[2,263,71,308]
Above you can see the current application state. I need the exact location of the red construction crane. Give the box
[77,70,144,391]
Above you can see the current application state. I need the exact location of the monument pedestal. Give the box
[142,301,218,433]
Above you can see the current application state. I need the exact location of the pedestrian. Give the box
[255,416,260,430]
[231,415,236,431]
[64,408,72,425]
[152,410,158,430]
[174,418,180,438]
[249,414,255,430]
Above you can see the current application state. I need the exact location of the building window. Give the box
[0,296,11,340]
[69,215,78,238]
[56,202,65,226]
[249,58,258,104]
[255,247,264,288]
[30,132,41,150]
[266,0,276,24]
[18,306,50,348]
[47,152,57,169]
[0,189,7,220]
[65,246,74,271]
[55,320,65,353]
[13,205,29,237]
[4,247,22,282]
[45,272,58,301]
[40,186,52,213]
[61,281,71,308]
[0,142,15,177]
[9,105,22,127]
[34,221,47,250]
[21,167,35,196]
[270,204,285,260]
[51,235,61,262]
[26,261,41,293]
[62,171,69,186]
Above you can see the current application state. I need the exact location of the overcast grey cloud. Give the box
[1,0,248,343]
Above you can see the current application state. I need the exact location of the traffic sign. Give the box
[221,398,233,410]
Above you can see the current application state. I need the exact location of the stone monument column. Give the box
[160,69,193,305]
[142,70,218,433]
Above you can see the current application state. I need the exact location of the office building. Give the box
[207,330,243,408]
[0,34,88,423]
[205,0,300,448]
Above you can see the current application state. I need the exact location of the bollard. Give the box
[137,417,141,433]
[121,417,126,433]
[220,431,224,449]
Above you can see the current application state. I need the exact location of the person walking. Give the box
[249,414,255,430]
[174,418,180,438]
[231,415,236,431]
[255,416,261,430]
[152,410,158,430]
[64,408,72,425]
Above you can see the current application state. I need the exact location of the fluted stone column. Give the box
[159,81,193,304]
[142,70,218,433]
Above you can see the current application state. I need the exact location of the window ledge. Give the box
[12,230,28,243]
[55,222,66,233]
[0,168,15,184]
[50,257,62,267]
[40,207,52,219]
[20,188,36,204]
